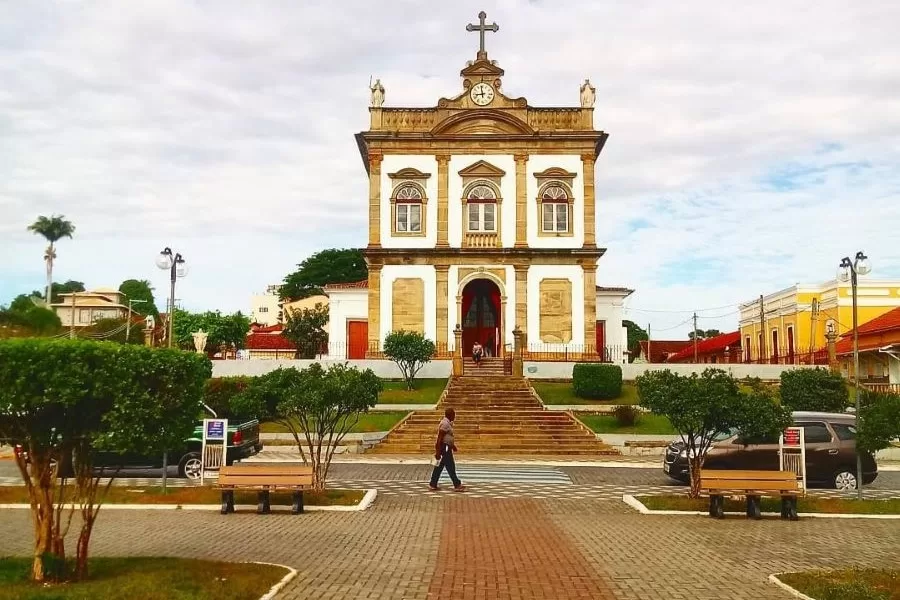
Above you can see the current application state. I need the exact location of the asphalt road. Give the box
[1,460,899,490]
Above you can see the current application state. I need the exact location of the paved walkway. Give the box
[0,493,897,599]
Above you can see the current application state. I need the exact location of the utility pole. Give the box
[692,313,698,362]
[758,294,767,363]
[647,323,651,363]
[125,299,146,342]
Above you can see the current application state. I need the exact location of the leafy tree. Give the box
[779,368,849,412]
[0,339,210,582]
[234,364,381,490]
[0,295,62,335]
[171,309,251,353]
[29,281,86,305]
[687,329,722,341]
[857,391,900,455]
[203,377,254,420]
[636,368,792,497]
[383,331,436,390]
[9,294,41,313]
[83,318,145,345]
[622,320,648,363]
[118,279,160,319]
[27,215,76,304]
[282,303,329,358]
[280,248,367,300]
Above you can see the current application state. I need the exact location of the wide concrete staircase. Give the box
[370,358,617,456]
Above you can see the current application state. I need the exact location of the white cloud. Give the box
[1,0,899,338]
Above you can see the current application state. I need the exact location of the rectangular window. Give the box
[542,203,569,233]
[258,307,269,313]
[79,309,91,324]
[744,336,751,362]
[772,329,779,360]
[395,203,422,233]
[787,326,795,361]
[467,203,496,232]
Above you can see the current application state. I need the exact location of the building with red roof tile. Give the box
[666,331,742,364]
[835,306,900,386]
[635,340,692,363]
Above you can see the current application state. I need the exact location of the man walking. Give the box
[429,407,466,492]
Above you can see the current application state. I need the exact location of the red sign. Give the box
[783,428,801,446]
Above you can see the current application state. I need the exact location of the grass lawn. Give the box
[531,381,639,405]
[260,411,409,434]
[0,486,365,506]
[0,557,287,600]
[636,494,900,515]
[779,569,899,600]
[577,413,677,435]
[379,378,445,404]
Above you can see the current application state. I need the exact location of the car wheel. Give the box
[834,470,858,490]
[178,453,203,481]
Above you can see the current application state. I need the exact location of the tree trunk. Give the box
[45,243,54,304]
[688,456,704,499]
[75,515,95,580]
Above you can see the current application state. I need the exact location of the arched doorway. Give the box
[460,279,502,358]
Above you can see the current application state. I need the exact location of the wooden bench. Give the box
[216,465,314,515]
[699,469,802,520]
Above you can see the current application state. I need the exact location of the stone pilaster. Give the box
[452,325,463,376]
[581,154,596,248]
[435,265,450,352]
[368,153,383,247]
[514,154,528,247]
[582,262,597,351]
[514,265,528,346]
[436,155,450,247]
[367,265,382,353]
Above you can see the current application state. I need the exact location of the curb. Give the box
[621,494,900,520]
[0,489,378,513]
[767,574,818,600]
[253,562,298,600]
[329,457,661,468]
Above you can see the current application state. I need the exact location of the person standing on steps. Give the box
[471,341,484,366]
[428,407,466,492]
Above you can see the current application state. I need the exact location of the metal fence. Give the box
[523,344,629,363]
[738,346,830,366]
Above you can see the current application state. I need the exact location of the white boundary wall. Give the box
[213,360,813,381]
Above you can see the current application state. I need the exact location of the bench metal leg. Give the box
[746,495,762,520]
[257,490,271,514]
[292,491,304,515]
[709,495,724,519]
[220,490,235,515]
[787,496,799,521]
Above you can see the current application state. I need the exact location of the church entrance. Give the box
[461,279,502,358]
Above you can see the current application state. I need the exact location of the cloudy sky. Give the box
[2,0,898,338]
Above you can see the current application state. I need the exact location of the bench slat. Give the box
[701,480,800,492]
[220,465,314,476]
[218,475,314,487]
[701,470,797,481]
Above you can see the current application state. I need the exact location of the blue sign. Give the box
[206,420,226,440]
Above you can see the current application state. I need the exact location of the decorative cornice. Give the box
[458,159,507,178]
[533,167,577,180]
[387,167,431,180]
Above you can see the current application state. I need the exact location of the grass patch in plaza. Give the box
[577,413,676,435]
[532,381,639,405]
[0,557,287,600]
[779,568,899,600]
[0,486,365,507]
[260,411,409,434]
[636,494,900,515]
[379,378,445,404]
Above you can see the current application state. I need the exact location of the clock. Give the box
[470,82,495,106]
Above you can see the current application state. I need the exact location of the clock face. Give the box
[470,82,495,106]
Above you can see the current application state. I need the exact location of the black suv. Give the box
[663,411,878,490]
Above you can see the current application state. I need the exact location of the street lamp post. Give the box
[838,251,871,500]
[155,247,187,348]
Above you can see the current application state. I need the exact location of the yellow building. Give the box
[738,279,900,363]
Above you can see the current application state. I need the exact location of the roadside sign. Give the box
[201,418,228,484]
[779,426,807,493]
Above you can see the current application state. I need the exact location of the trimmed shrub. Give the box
[780,368,849,412]
[613,404,640,427]
[572,363,623,400]
[203,376,254,420]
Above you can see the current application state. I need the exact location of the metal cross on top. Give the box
[466,11,499,56]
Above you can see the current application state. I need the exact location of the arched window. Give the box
[466,183,497,232]
[541,184,569,233]
[393,184,424,233]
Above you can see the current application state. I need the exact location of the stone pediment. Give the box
[533,167,578,180]
[457,160,507,178]
[387,167,431,180]
[431,110,534,136]
[460,57,505,79]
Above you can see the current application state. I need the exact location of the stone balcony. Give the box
[464,232,500,248]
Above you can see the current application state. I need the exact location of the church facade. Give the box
[325,13,632,362]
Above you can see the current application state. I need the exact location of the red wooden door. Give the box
[595,321,606,361]
[347,320,368,359]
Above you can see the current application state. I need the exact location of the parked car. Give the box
[12,419,262,481]
[663,411,878,490]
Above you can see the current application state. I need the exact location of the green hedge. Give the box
[203,376,254,420]
[780,368,849,412]
[572,363,623,400]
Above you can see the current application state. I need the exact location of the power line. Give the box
[624,302,739,314]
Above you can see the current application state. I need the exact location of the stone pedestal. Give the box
[452,325,463,377]
[512,326,524,377]
[826,331,839,373]
[143,328,154,347]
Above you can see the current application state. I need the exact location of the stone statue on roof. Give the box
[580,79,596,108]
[370,78,385,108]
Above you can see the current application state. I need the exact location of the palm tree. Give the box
[28,215,76,304]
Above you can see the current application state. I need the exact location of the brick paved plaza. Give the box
[0,482,897,599]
